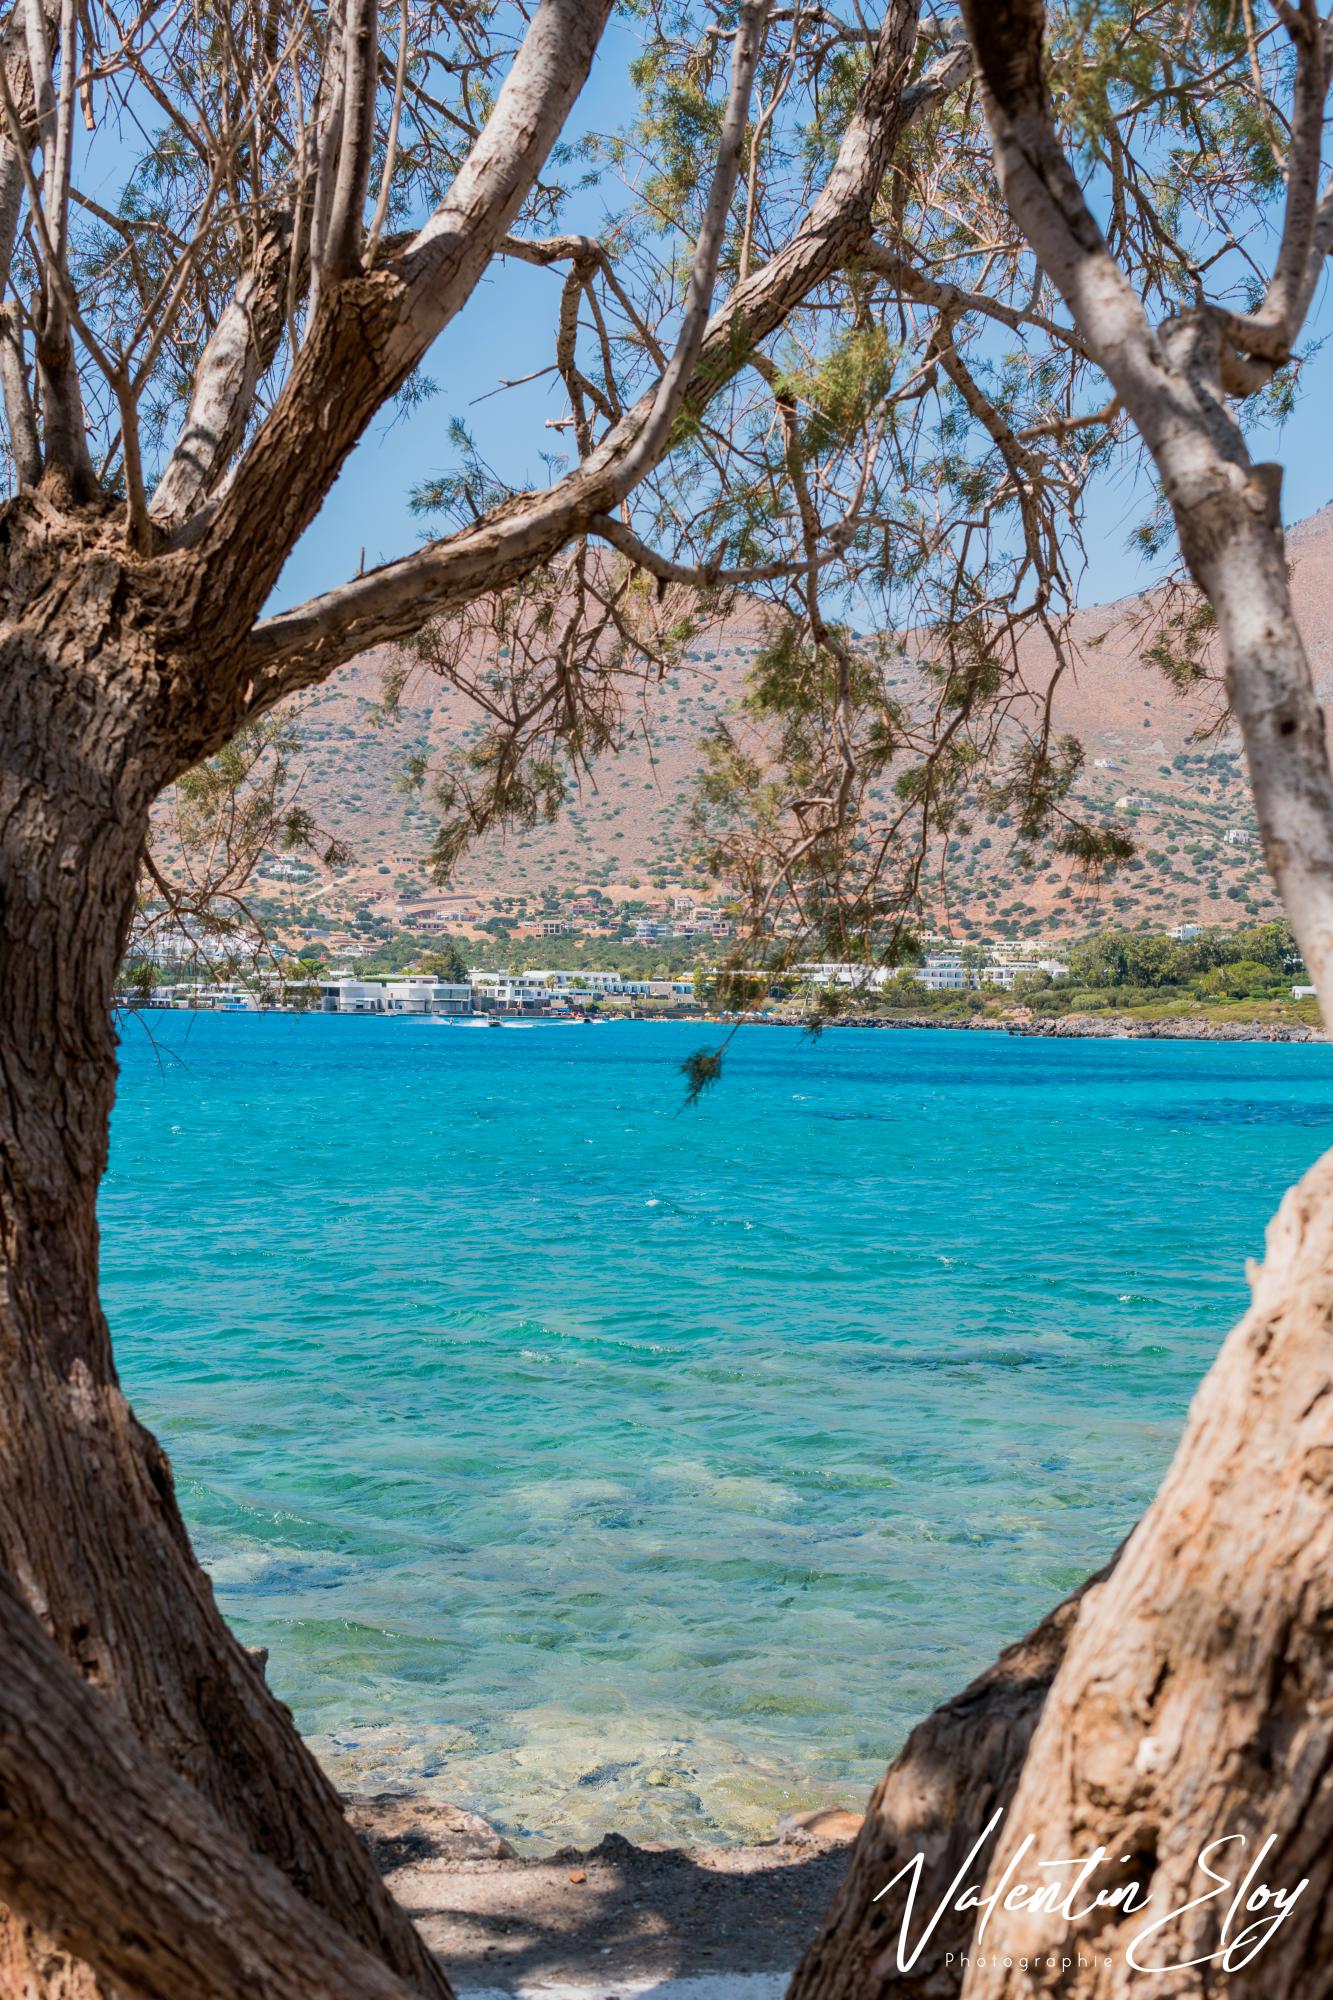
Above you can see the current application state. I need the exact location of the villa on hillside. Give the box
[921,950,1069,992]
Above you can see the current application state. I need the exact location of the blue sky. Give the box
[267,26,1333,624]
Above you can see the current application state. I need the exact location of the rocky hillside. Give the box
[178,506,1333,940]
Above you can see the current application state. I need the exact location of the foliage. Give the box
[388,1,1319,1013]
[1063,921,1301,991]
[48,0,1314,1005]
[417,941,470,983]
[128,718,348,991]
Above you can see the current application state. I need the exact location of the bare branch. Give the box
[587,508,858,586]
[859,238,1090,357]
[320,0,379,278]
[0,304,39,482]
[364,0,410,265]
[597,0,771,505]
[225,0,930,719]
[187,0,616,638]
[1230,0,1330,360]
[150,223,294,529]
[0,9,95,495]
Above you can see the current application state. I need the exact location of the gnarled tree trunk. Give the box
[0,2,956,1987]
[0,537,450,1998]
[792,485,1333,1998]
[948,1147,1333,1997]
[789,1565,1110,2000]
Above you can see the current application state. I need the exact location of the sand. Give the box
[346,1796,855,1998]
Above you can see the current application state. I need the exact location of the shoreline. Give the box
[810,1011,1320,1043]
[129,1003,1321,1042]
[350,1794,853,1998]
[680,1009,1320,1042]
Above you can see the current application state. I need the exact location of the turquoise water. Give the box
[103,1015,1333,1848]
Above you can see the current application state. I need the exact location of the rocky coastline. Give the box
[812,1011,1319,1043]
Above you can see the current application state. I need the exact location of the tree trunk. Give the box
[930,1147,1333,1998]
[0,1568,425,2000]
[1172,462,1333,1010]
[0,599,449,1998]
[788,1564,1110,2000]
[796,1144,1333,2000]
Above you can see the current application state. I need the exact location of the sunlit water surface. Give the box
[102,1014,1333,1847]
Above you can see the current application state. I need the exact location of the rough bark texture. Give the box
[0,1,647,1986]
[0,508,452,1998]
[0,1569,424,2000]
[788,1568,1107,2000]
[958,1149,1333,1997]
[1176,473,1333,1007]
[792,12,1333,1999]
[0,6,959,1986]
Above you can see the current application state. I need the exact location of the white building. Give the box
[383,977,473,1015]
[799,961,893,993]
[399,900,479,931]
[320,976,472,1015]
[1168,923,1202,941]
[921,952,967,991]
[257,858,313,882]
[919,951,1069,993]
[979,958,1069,992]
[320,977,382,1014]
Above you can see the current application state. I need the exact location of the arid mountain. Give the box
[192,507,1333,943]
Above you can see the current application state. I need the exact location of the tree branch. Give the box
[364,0,410,266]
[217,0,931,732]
[958,0,1333,1010]
[17,0,95,493]
[1225,0,1330,363]
[320,0,379,278]
[0,303,40,483]
[587,0,771,506]
[185,0,616,636]
[0,6,41,484]
[150,222,295,529]
[859,238,1090,358]
[587,508,858,586]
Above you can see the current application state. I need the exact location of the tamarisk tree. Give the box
[789,7,1333,1998]
[4,0,1333,1996]
[958,6,1333,1993]
[0,0,999,1993]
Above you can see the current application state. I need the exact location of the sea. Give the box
[101,1013,1333,1849]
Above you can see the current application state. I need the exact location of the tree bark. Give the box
[0,1568,423,2000]
[948,1148,1333,1997]
[788,1566,1108,2000]
[0,563,450,1998]
[1170,460,1333,1007]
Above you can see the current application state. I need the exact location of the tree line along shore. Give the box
[117,920,1322,1039]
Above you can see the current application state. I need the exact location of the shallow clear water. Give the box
[102,1014,1333,1848]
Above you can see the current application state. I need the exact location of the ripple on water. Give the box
[103,1017,1333,1846]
